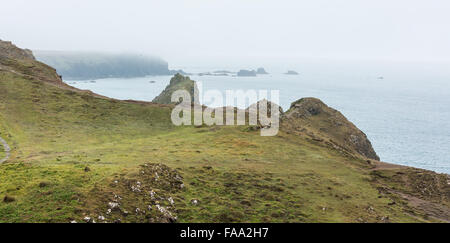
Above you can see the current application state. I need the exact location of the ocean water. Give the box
[66,61,450,174]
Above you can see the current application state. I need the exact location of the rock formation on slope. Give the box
[282,98,380,160]
[152,74,199,105]
[246,99,284,128]
[0,40,35,60]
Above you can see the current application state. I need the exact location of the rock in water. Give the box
[285,70,299,75]
[283,98,380,160]
[256,67,269,75]
[152,74,199,105]
[237,69,257,77]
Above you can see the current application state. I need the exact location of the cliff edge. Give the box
[283,97,380,160]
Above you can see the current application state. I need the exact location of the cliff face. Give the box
[34,51,172,80]
[283,98,380,161]
[152,74,199,105]
[0,40,35,60]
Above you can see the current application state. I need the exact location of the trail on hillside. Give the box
[0,136,10,163]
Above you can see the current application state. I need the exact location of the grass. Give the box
[0,64,445,223]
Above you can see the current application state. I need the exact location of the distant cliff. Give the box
[34,51,173,80]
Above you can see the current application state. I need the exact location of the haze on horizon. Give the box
[1,0,450,67]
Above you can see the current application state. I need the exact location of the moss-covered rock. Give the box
[152,73,199,105]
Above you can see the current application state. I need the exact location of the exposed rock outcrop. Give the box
[256,67,269,75]
[283,98,380,160]
[0,40,35,60]
[84,163,184,223]
[152,74,199,105]
[246,99,283,128]
[237,69,257,77]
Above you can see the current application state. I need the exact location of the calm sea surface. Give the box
[65,62,450,174]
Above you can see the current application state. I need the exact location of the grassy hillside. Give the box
[0,40,449,223]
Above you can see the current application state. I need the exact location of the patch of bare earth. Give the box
[372,163,450,222]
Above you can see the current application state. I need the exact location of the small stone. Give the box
[108,202,120,210]
[168,197,174,205]
[3,195,15,203]
[83,216,92,223]
[191,199,199,205]
[98,215,105,221]
[39,181,50,188]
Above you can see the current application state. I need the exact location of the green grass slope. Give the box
[0,40,449,223]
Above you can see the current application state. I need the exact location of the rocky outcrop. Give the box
[0,40,35,60]
[283,98,380,160]
[84,163,184,223]
[152,74,199,105]
[256,68,269,75]
[237,69,257,77]
[0,40,63,85]
[285,70,299,75]
[246,99,283,128]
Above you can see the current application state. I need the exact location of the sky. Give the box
[1,0,450,66]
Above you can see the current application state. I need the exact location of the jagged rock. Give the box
[283,98,380,160]
[0,40,35,60]
[152,74,199,105]
[246,99,283,128]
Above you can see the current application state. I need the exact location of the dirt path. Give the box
[0,136,10,163]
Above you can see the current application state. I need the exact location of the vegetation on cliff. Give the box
[152,74,199,105]
[34,51,172,80]
[1,40,449,223]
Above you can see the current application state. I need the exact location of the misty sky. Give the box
[1,0,450,65]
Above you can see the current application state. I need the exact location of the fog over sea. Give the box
[65,60,450,174]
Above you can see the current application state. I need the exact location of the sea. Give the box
[64,60,450,174]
